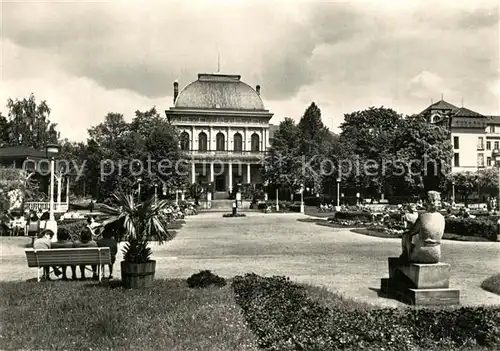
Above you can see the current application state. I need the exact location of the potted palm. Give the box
[112,192,173,289]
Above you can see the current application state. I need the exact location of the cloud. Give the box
[2,0,499,141]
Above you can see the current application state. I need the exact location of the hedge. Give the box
[333,211,373,222]
[232,274,500,350]
[445,217,497,241]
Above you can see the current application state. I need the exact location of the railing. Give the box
[25,202,69,213]
[181,150,268,161]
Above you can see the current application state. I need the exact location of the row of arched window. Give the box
[180,131,260,152]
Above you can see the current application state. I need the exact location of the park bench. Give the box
[25,248,111,282]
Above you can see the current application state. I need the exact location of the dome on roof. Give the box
[174,73,265,110]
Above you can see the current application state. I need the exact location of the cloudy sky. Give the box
[2,0,499,141]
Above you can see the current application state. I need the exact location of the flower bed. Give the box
[445,217,497,241]
[222,213,246,218]
[232,273,500,351]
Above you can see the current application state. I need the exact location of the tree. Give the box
[0,113,9,146]
[477,168,498,198]
[337,107,404,199]
[5,94,59,149]
[448,172,478,206]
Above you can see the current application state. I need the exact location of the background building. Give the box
[166,73,273,198]
[420,100,500,173]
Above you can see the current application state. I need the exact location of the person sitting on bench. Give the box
[97,227,118,279]
[74,228,98,280]
[51,228,76,280]
[33,229,61,280]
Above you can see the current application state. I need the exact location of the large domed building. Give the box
[165,73,273,197]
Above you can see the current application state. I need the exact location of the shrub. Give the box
[481,274,500,296]
[232,274,500,350]
[222,213,246,217]
[334,211,373,222]
[445,217,497,241]
[186,270,226,288]
[58,221,86,240]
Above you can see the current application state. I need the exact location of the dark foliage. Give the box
[232,274,500,350]
[222,213,247,217]
[122,240,152,264]
[445,217,497,241]
[186,270,227,289]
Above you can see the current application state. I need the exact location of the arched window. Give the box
[198,132,207,152]
[180,131,190,151]
[251,133,260,152]
[233,132,242,152]
[216,132,225,151]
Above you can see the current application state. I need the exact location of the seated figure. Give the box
[400,191,444,264]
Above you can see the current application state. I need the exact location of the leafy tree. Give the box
[477,168,498,198]
[447,172,478,206]
[0,113,9,146]
[5,94,59,148]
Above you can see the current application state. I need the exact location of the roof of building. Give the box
[174,73,266,111]
[0,146,48,159]
[487,115,500,124]
[453,107,484,117]
[420,100,459,115]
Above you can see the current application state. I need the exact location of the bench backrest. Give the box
[25,248,111,267]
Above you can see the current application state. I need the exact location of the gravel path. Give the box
[2,212,499,307]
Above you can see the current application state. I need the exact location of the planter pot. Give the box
[121,260,156,289]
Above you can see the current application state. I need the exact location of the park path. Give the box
[152,212,500,307]
[2,212,499,307]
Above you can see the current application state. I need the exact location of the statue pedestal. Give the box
[380,257,460,306]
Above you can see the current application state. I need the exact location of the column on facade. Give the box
[266,126,270,151]
[191,126,195,150]
[229,163,233,193]
[227,126,231,151]
[263,128,267,150]
[247,164,251,184]
[210,162,214,182]
[66,176,70,204]
[209,127,213,151]
[191,162,196,184]
[244,127,248,151]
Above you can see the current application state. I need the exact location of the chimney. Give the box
[256,85,261,96]
[173,80,179,103]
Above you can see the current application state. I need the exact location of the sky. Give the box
[1,0,499,142]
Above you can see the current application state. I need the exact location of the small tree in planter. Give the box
[112,192,174,289]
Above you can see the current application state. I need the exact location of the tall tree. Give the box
[0,113,9,146]
[5,94,59,149]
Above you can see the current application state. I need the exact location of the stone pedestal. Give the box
[380,257,459,306]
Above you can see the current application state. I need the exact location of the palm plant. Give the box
[112,192,174,264]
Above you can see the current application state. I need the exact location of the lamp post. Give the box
[492,149,500,212]
[336,177,341,207]
[451,180,456,207]
[135,177,142,202]
[46,143,60,241]
[356,192,360,206]
[300,184,304,214]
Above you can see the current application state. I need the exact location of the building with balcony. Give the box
[420,100,500,173]
[165,73,273,196]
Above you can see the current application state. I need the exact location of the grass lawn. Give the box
[0,279,258,351]
[482,274,500,296]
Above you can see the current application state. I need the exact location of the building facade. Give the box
[165,73,273,196]
[420,100,500,173]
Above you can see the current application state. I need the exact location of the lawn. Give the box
[0,279,258,351]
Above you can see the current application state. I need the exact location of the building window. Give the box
[487,157,492,166]
[216,132,225,151]
[453,136,459,149]
[454,153,460,167]
[478,153,484,167]
[233,133,242,152]
[490,125,495,133]
[180,132,190,151]
[495,141,499,150]
[251,133,260,152]
[487,141,491,150]
[478,137,484,150]
[198,132,207,152]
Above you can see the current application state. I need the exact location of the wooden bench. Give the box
[25,248,111,282]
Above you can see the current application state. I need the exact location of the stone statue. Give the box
[400,191,444,263]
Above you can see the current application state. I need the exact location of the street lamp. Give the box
[336,177,341,207]
[451,180,456,207]
[356,192,360,206]
[492,149,500,212]
[300,184,305,214]
[137,177,142,201]
[46,143,60,241]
